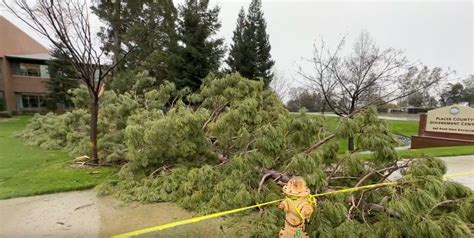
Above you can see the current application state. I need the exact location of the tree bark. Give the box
[112,0,122,76]
[90,98,100,164]
[261,168,290,183]
[348,136,355,152]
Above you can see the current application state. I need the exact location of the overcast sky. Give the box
[1,0,472,84]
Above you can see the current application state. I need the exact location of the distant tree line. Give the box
[439,76,474,107]
[287,74,474,113]
[286,32,474,121]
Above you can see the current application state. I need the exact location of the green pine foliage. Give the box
[227,8,256,80]
[227,0,275,87]
[20,73,473,237]
[46,45,80,110]
[92,0,179,81]
[172,0,225,91]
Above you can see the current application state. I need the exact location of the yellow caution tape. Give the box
[111,171,473,238]
[444,170,474,178]
[312,181,398,198]
[111,199,283,238]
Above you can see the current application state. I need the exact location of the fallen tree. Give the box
[22,73,473,237]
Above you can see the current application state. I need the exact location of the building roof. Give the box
[5,53,53,61]
[0,15,49,57]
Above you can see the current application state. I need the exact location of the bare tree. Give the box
[398,66,447,107]
[3,0,133,163]
[269,69,291,102]
[298,31,446,151]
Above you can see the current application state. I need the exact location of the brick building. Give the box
[0,15,52,112]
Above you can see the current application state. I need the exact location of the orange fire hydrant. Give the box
[278,177,315,238]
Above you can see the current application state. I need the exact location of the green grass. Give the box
[0,116,117,199]
[317,116,419,152]
[386,120,419,137]
[320,116,419,137]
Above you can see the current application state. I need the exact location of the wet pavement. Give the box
[0,190,99,238]
[440,155,474,189]
[0,190,226,238]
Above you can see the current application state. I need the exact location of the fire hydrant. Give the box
[278,177,315,238]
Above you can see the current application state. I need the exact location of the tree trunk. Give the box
[90,98,99,164]
[348,136,355,152]
[348,105,356,152]
[112,0,122,76]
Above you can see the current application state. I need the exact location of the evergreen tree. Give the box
[173,0,225,91]
[92,0,179,81]
[46,45,79,111]
[248,0,274,85]
[124,0,179,82]
[226,8,256,79]
[227,0,275,87]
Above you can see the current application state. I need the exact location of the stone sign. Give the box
[425,105,474,135]
[411,105,474,149]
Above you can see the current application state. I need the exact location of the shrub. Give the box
[0,111,12,118]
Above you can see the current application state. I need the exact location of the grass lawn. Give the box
[320,115,419,136]
[0,116,117,199]
[316,116,419,152]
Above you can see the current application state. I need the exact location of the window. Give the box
[12,63,50,78]
[40,65,50,78]
[94,69,100,81]
[18,94,46,110]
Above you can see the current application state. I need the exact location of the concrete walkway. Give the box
[0,190,99,238]
[0,190,225,238]
[440,155,474,189]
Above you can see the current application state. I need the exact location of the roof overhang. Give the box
[5,53,53,61]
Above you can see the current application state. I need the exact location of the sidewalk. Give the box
[439,155,474,189]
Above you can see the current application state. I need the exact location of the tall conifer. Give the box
[227,0,275,87]
[173,0,225,91]
[46,45,79,111]
[92,0,178,81]
[227,8,256,78]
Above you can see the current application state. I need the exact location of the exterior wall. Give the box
[0,16,50,112]
[1,58,49,112]
[0,58,3,91]
[2,58,15,111]
[0,58,3,110]
[12,75,48,93]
